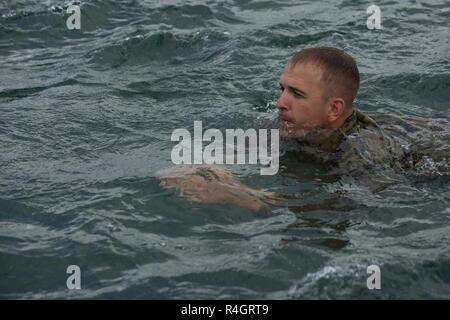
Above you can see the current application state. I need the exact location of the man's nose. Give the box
[276,92,289,111]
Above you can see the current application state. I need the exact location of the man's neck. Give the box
[299,109,356,152]
[330,108,354,129]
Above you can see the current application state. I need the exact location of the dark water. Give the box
[1,0,450,299]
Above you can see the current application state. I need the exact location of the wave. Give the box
[87,30,235,68]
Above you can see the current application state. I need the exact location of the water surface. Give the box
[1,0,450,299]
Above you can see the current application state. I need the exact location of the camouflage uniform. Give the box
[291,109,450,189]
[293,109,407,176]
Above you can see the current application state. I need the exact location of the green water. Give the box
[1,0,449,299]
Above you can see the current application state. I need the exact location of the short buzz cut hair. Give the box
[288,47,360,107]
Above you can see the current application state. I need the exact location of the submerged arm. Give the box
[158,165,282,211]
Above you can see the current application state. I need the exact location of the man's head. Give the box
[277,47,360,140]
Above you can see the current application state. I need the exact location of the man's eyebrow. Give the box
[279,82,307,96]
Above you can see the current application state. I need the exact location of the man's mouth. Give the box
[279,114,294,127]
[279,117,296,137]
[279,112,290,120]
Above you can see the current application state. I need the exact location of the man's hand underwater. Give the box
[158,165,280,211]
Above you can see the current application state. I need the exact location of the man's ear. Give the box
[327,98,346,123]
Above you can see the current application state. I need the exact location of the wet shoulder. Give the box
[335,109,405,175]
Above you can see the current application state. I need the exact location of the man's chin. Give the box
[279,122,309,140]
[279,122,334,143]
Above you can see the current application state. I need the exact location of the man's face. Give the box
[277,62,331,139]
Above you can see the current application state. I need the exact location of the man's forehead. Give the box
[280,62,324,85]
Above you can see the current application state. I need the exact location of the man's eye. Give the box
[279,86,284,92]
[293,91,303,97]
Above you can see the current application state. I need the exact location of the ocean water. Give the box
[1,0,449,299]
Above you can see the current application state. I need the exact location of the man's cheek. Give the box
[295,116,314,129]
